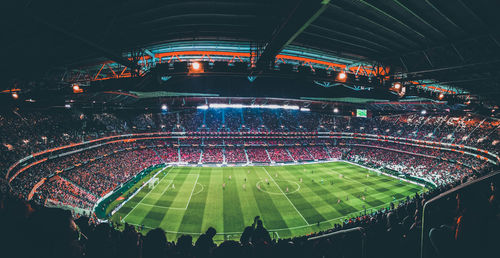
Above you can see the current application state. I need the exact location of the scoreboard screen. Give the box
[356,109,367,118]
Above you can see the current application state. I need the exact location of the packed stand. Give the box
[202,148,224,163]
[267,147,293,162]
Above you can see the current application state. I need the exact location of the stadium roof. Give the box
[2,0,500,101]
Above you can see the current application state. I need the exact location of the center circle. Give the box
[256,179,300,195]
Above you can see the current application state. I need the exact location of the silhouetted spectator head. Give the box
[143,228,167,258]
[206,227,217,238]
[28,207,82,258]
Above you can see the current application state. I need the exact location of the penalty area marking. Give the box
[127,174,204,211]
[121,166,172,222]
[184,174,200,209]
[136,202,187,210]
[139,174,200,210]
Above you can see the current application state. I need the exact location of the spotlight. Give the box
[333,107,339,113]
[192,62,201,70]
[11,92,19,99]
[72,84,83,93]
[161,104,167,111]
[337,72,347,81]
[438,93,445,100]
[393,83,401,90]
[421,110,427,115]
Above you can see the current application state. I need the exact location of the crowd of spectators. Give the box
[157,147,180,163]
[1,109,498,179]
[246,148,270,163]
[344,146,479,186]
[267,148,293,162]
[0,108,498,257]
[307,146,330,160]
[224,148,247,163]
[288,147,313,161]
[202,148,223,163]
[38,177,97,210]
[10,136,491,215]
[180,148,201,163]
[326,146,344,159]
[1,164,497,258]
[61,149,161,198]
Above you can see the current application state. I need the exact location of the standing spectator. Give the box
[195,227,217,257]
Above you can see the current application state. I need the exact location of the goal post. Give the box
[148,177,159,189]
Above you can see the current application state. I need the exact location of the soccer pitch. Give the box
[111,161,423,241]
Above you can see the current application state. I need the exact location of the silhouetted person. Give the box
[195,227,217,257]
[143,228,167,258]
[252,220,271,244]
[176,234,194,258]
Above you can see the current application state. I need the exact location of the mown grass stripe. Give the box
[176,168,210,240]
[201,167,225,239]
[222,168,245,235]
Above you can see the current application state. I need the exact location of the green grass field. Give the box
[111,161,423,242]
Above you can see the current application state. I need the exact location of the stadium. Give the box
[1,1,499,258]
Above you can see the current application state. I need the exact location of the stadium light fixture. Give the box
[72,84,83,93]
[192,62,201,70]
[201,103,300,110]
[337,72,347,81]
[11,92,19,99]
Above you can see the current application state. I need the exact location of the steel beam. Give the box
[254,0,330,70]
[35,17,139,72]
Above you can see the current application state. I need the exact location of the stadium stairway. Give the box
[265,148,273,163]
[198,150,203,164]
[286,148,296,162]
[152,147,165,163]
[305,147,315,160]
[60,176,98,199]
[244,148,250,163]
[323,146,333,159]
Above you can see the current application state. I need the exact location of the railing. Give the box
[420,170,499,258]
[308,227,366,258]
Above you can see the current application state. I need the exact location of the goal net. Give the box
[148,178,159,189]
